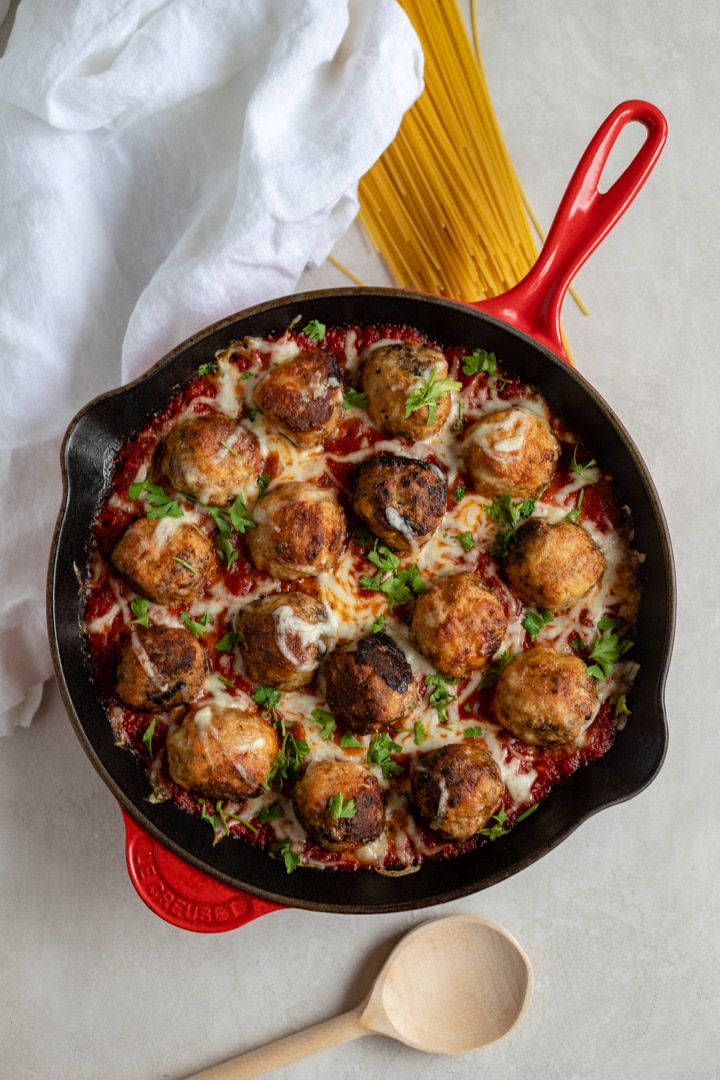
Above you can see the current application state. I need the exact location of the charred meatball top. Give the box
[116,624,208,712]
[166,703,278,800]
[494,645,599,748]
[253,349,344,448]
[324,631,418,735]
[462,406,560,499]
[506,518,606,613]
[248,481,347,581]
[353,452,448,553]
[235,590,334,691]
[161,413,263,506]
[111,516,215,605]
[411,742,504,842]
[411,571,508,678]
[361,341,454,440]
[292,759,385,854]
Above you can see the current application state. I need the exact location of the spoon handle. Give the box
[180,1006,367,1080]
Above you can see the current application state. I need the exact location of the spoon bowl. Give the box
[183,914,533,1079]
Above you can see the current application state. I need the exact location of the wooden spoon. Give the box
[183,914,534,1080]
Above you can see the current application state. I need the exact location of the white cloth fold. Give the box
[0,0,423,734]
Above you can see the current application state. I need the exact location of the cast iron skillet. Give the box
[48,101,675,924]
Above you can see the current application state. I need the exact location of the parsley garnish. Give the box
[241,370,254,380]
[198,493,255,567]
[303,320,326,343]
[426,673,460,722]
[405,368,462,426]
[246,406,259,422]
[461,347,498,377]
[258,804,283,824]
[257,472,270,494]
[173,556,197,574]
[216,674,235,689]
[142,717,157,756]
[585,617,634,680]
[483,492,537,558]
[328,792,357,820]
[613,693,632,719]
[453,531,475,552]
[565,487,585,523]
[359,542,425,611]
[198,361,217,376]
[128,478,183,520]
[452,484,467,503]
[130,596,150,627]
[371,613,385,634]
[480,803,539,839]
[478,650,513,689]
[265,716,309,791]
[272,837,301,873]
[464,725,484,738]
[310,708,336,739]
[343,388,369,409]
[570,446,598,481]
[367,732,403,778]
[522,608,554,642]
[340,731,363,749]
[180,610,213,637]
[198,798,217,828]
[413,720,427,745]
[215,631,242,651]
[253,684,281,719]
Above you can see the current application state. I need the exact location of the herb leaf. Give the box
[371,613,385,634]
[464,725,484,738]
[142,717,157,756]
[215,631,242,652]
[129,478,183,520]
[405,368,462,426]
[453,531,475,552]
[426,672,459,722]
[462,347,498,377]
[367,732,403,778]
[310,708,337,739]
[130,596,150,627]
[180,610,214,637]
[257,472,270,494]
[272,837,301,873]
[586,619,634,680]
[570,446,598,482]
[340,731,363,749]
[483,492,537,558]
[478,650,513,689]
[303,320,326,343]
[359,542,425,611]
[328,792,357,820]
[343,388,369,409]
[198,361,218,376]
[522,608,554,642]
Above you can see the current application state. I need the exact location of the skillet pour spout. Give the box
[48,100,675,923]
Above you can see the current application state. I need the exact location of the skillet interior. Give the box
[48,287,675,913]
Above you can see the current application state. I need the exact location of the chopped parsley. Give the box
[340,731,363,749]
[258,804,283,824]
[405,368,462,426]
[461,347,498,377]
[343,387,369,409]
[367,732,403,778]
[452,483,467,503]
[173,556,197,574]
[310,708,337,740]
[253,684,282,719]
[464,725,484,738]
[142,717,157,756]
[328,792,357,820]
[371,613,386,634]
[272,837,301,874]
[426,672,460,723]
[453,531,475,552]
[265,718,309,790]
[241,370,254,380]
[197,361,218,376]
[483,492,538,558]
[478,803,538,841]
[359,542,425,611]
[570,446,598,481]
[303,319,326,343]
[180,609,214,636]
[215,631,242,652]
[413,720,427,745]
[257,472,270,494]
[584,616,634,680]
[199,493,255,567]
[522,608,554,642]
[478,650,513,689]
[565,487,585,523]
[129,596,150,628]
[128,478,183,520]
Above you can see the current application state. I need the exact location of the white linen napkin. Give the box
[0,0,423,734]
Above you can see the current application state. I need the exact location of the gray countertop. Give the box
[2,1,718,1078]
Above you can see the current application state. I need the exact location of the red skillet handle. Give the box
[472,99,668,362]
[122,809,284,932]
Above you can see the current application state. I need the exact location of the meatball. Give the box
[411,571,507,678]
[253,348,343,448]
[411,743,504,841]
[506,518,606,613]
[462,406,560,498]
[161,413,262,506]
[494,646,599,747]
[324,632,417,735]
[116,625,208,711]
[353,452,448,553]
[166,703,278,800]
[111,516,215,605]
[292,759,385,853]
[236,591,334,690]
[247,481,347,580]
[361,341,453,440]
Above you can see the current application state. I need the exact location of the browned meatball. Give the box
[361,341,453,440]
[324,632,417,735]
[462,407,560,499]
[111,516,215,605]
[161,413,263,506]
[116,625,208,711]
[253,349,343,448]
[506,518,606,613]
[292,759,385,853]
[353,453,447,553]
[247,481,347,580]
[235,591,334,690]
[494,646,599,747]
[411,743,504,841]
[411,571,507,678]
[166,704,278,800]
